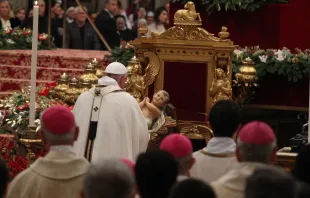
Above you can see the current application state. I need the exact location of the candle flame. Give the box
[35,1,38,5]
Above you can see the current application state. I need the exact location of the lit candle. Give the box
[29,1,39,126]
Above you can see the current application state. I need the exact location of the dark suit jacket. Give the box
[24,16,48,34]
[66,21,100,50]
[95,10,120,50]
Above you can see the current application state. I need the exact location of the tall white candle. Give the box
[29,1,39,126]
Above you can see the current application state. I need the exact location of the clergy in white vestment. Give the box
[73,62,149,162]
[211,121,278,198]
[160,134,195,182]
[191,100,241,182]
[7,106,89,198]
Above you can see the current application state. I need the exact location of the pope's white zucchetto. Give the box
[104,62,127,75]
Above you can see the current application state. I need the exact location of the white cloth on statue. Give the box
[73,84,149,162]
[211,162,267,198]
[190,137,240,182]
[6,150,89,198]
[148,113,165,133]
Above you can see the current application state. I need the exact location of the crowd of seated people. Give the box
[0,0,170,50]
[0,100,309,198]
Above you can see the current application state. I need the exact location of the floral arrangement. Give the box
[105,41,135,66]
[233,47,310,82]
[0,27,55,50]
[171,0,288,15]
[0,83,73,134]
[0,137,46,179]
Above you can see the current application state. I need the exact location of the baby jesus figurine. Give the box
[139,90,170,129]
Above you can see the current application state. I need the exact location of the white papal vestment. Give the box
[73,84,149,162]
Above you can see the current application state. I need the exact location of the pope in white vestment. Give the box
[73,62,149,162]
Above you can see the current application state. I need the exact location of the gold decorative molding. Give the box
[157,26,223,42]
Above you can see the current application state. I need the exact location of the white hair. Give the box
[66,7,75,15]
[75,6,88,13]
[175,154,193,175]
[83,158,134,198]
[237,138,277,163]
[138,18,147,25]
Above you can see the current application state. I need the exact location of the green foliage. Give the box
[171,0,288,14]
[106,43,310,83]
[0,27,55,50]
[233,47,310,82]
[104,42,135,66]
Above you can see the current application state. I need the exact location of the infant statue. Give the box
[139,90,170,129]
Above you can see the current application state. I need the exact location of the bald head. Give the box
[82,158,135,198]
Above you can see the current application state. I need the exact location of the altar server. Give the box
[160,134,195,181]
[73,62,149,162]
[211,121,277,198]
[191,100,241,182]
[6,106,89,198]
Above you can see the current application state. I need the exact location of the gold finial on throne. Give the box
[138,23,148,38]
[218,26,230,40]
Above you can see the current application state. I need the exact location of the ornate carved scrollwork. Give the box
[143,51,161,87]
[157,26,222,42]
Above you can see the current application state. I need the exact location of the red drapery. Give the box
[170,0,310,50]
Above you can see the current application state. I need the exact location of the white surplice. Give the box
[191,137,240,182]
[73,85,149,162]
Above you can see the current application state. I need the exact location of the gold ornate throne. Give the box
[131,2,235,116]
[130,2,235,148]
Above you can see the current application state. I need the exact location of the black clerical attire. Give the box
[24,16,63,48]
[66,21,100,50]
[119,29,136,42]
[95,9,120,50]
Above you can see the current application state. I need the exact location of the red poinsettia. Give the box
[38,82,56,96]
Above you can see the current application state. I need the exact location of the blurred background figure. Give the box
[135,151,178,198]
[66,6,100,50]
[0,0,17,31]
[116,0,131,29]
[245,166,296,198]
[292,143,310,185]
[115,15,136,42]
[50,0,63,48]
[169,179,216,198]
[95,0,120,50]
[146,11,154,25]
[81,158,135,198]
[12,7,26,28]
[66,6,75,24]
[0,158,9,198]
[147,6,168,37]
